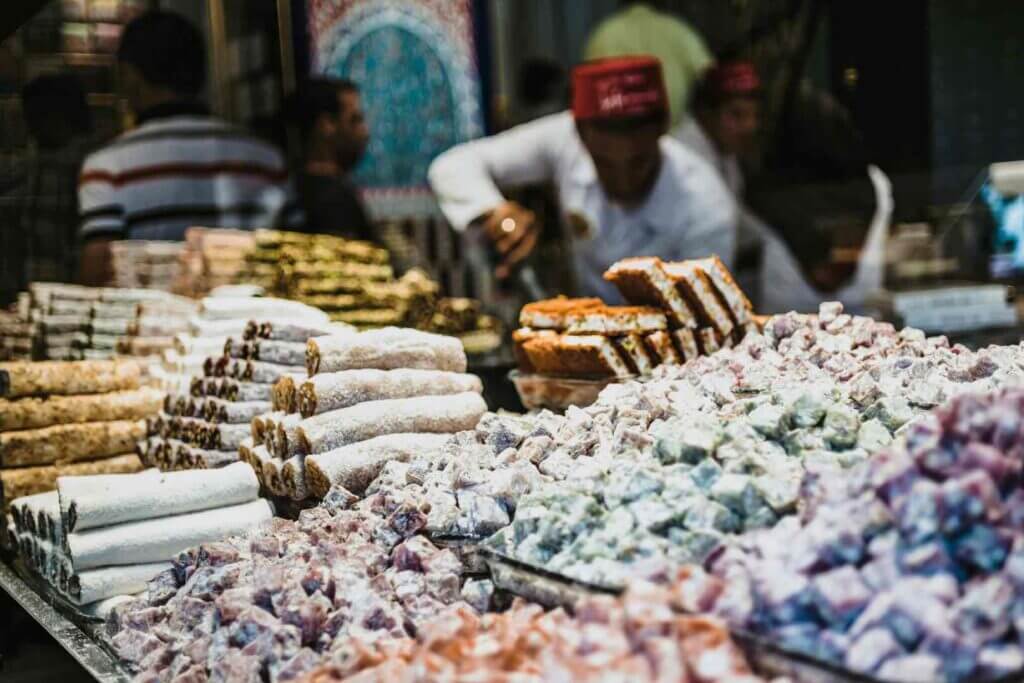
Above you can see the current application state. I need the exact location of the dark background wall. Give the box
[495,0,1024,213]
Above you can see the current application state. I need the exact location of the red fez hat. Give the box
[704,61,761,98]
[572,56,668,121]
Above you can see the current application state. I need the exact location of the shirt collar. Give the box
[135,99,210,125]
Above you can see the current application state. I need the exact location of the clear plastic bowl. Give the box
[509,370,632,412]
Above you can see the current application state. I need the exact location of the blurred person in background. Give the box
[677,61,763,295]
[749,84,893,314]
[585,0,713,129]
[283,77,374,241]
[0,75,93,304]
[77,10,301,286]
[429,56,736,301]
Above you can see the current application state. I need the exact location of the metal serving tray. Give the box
[0,560,131,682]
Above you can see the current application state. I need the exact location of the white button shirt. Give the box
[428,111,737,301]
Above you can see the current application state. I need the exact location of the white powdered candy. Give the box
[62,462,260,532]
[297,368,482,417]
[297,392,486,455]
[305,433,451,498]
[306,327,467,375]
[69,562,171,605]
[67,498,273,570]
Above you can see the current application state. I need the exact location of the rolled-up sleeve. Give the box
[77,150,125,240]
[427,112,571,231]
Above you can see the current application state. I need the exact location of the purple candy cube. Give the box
[755,563,812,625]
[956,442,1021,488]
[1003,490,1024,529]
[951,575,1014,643]
[898,541,956,577]
[1003,538,1024,588]
[850,591,946,649]
[870,452,921,506]
[862,553,902,592]
[896,479,943,545]
[845,627,904,675]
[893,574,960,605]
[977,644,1024,679]
[811,565,872,627]
[952,524,1011,573]
[918,620,979,682]
[877,654,945,683]
[771,622,825,659]
[940,470,1002,535]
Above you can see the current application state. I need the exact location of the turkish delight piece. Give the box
[952,524,1011,573]
[976,644,1024,680]
[957,442,1022,487]
[895,479,943,545]
[709,473,760,516]
[755,566,812,626]
[876,654,944,683]
[147,568,179,606]
[752,474,800,514]
[857,419,893,453]
[823,404,860,449]
[748,404,786,440]
[951,575,1014,642]
[850,591,946,649]
[811,565,871,627]
[652,416,723,465]
[897,541,955,577]
[845,627,904,675]
[869,452,920,505]
[684,500,739,533]
[459,578,494,613]
[667,528,724,565]
[939,470,1001,535]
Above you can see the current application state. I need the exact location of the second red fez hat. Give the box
[705,61,762,97]
[572,55,668,121]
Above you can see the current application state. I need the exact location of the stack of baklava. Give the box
[173,228,258,297]
[20,283,195,362]
[109,240,185,291]
[514,255,757,379]
[0,360,157,506]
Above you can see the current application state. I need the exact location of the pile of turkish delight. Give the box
[478,303,1024,586]
[106,486,486,681]
[300,582,776,683]
[677,387,1024,682]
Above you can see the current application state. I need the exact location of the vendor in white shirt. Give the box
[428,56,737,301]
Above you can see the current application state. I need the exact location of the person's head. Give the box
[22,74,92,149]
[116,10,206,114]
[691,61,762,157]
[286,78,369,173]
[572,56,669,206]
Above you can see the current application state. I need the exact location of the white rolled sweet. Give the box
[57,469,162,531]
[67,498,273,571]
[69,562,171,605]
[198,297,329,324]
[63,462,260,532]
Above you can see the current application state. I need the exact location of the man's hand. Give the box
[481,201,539,279]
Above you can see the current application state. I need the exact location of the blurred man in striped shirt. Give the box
[78,10,301,285]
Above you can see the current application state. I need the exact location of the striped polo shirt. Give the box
[79,107,303,241]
